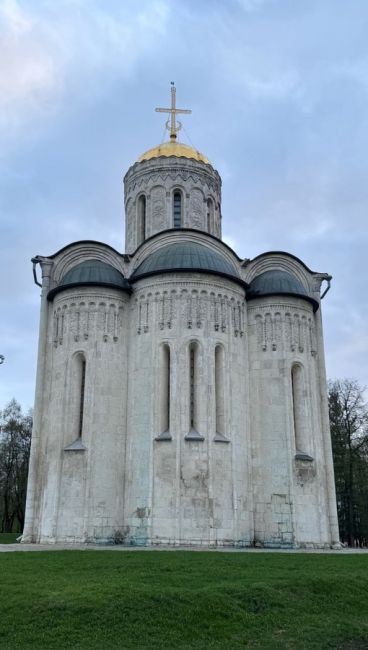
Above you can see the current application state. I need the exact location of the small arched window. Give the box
[189,342,197,431]
[207,198,214,234]
[184,341,204,440]
[78,356,86,439]
[160,344,170,435]
[70,353,86,441]
[173,191,182,228]
[64,352,87,451]
[291,364,312,459]
[138,195,146,244]
[215,345,225,436]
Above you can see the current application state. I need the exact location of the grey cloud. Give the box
[1,0,368,407]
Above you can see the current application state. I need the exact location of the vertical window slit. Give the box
[186,343,203,440]
[291,364,312,459]
[190,345,195,429]
[78,357,86,439]
[215,346,224,435]
[207,198,214,234]
[173,191,182,228]
[162,345,170,432]
[214,346,228,442]
[138,195,146,244]
[156,345,171,440]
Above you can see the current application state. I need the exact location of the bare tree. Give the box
[329,379,368,547]
[0,399,32,533]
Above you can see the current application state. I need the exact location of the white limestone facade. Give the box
[23,135,340,548]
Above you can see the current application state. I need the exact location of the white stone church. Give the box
[23,87,340,548]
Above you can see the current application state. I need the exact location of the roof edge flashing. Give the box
[47,280,132,301]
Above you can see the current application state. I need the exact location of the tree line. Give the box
[1,381,368,544]
[329,379,368,547]
[0,399,32,533]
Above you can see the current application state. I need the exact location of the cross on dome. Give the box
[155,82,192,141]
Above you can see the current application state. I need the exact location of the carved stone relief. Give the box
[126,168,221,197]
[125,199,134,252]
[151,186,167,232]
[136,295,150,334]
[135,287,244,336]
[190,188,204,230]
[53,298,125,346]
[250,305,316,355]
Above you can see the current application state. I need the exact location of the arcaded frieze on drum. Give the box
[124,156,221,196]
[248,302,317,355]
[133,281,245,337]
[125,167,221,197]
[52,291,128,347]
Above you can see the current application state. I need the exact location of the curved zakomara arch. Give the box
[48,241,125,289]
[243,251,319,295]
[129,229,242,277]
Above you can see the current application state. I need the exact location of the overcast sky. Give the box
[1,0,368,410]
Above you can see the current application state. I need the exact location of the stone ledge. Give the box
[64,438,87,451]
[155,430,172,441]
[185,429,204,441]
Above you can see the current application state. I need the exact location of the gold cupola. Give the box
[137,82,211,165]
[124,84,221,254]
[137,140,210,164]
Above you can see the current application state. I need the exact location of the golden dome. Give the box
[137,140,211,165]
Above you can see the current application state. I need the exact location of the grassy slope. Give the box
[0,551,367,650]
[0,533,19,544]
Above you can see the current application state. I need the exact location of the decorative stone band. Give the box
[134,287,245,338]
[248,302,317,355]
[52,292,128,347]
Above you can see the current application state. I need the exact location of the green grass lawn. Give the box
[0,551,367,650]
[0,533,20,544]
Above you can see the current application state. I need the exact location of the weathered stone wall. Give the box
[34,286,130,543]
[22,221,339,547]
[247,295,333,547]
[124,273,252,546]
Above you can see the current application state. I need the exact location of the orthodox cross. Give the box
[155,82,192,141]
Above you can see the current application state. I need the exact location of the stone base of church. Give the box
[21,533,339,550]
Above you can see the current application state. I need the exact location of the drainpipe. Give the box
[320,275,332,300]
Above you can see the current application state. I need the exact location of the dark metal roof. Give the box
[247,270,318,311]
[131,242,242,285]
[132,228,243,261]
[48,259,131,300]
